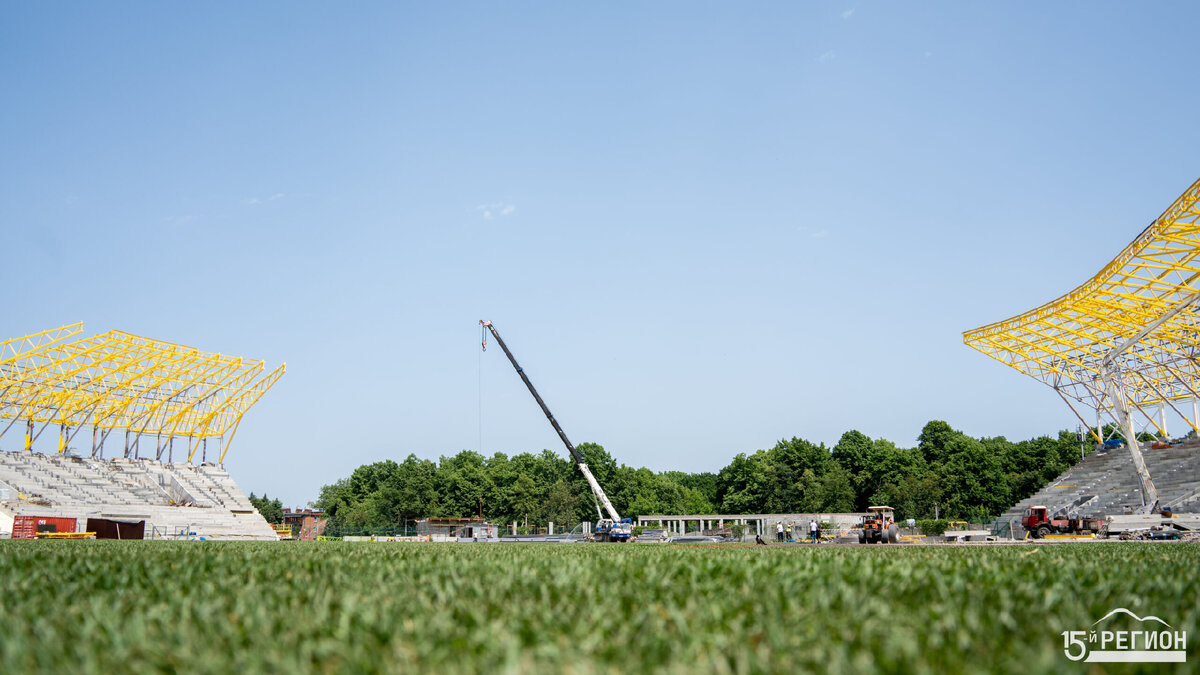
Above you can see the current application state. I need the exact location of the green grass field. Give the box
[0,541,1194,673]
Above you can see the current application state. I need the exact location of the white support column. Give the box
[1193,398,1199,431]
[1101,366,1159,510]
[1159,402,1168,437]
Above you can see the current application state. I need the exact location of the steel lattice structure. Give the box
[0,324,284,464]
[964,176,1200,509]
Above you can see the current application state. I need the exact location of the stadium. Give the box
[0,326,284,540]
[9,5,1200,672]
[965,176,1200,534]
[2,179,1198,543]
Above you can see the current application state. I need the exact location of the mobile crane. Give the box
[480,320,633,542]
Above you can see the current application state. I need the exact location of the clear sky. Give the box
[3,3,1199,507]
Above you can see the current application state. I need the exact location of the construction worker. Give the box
[785,522,793,542]
[776,521,784,542]
[809,519,819,543]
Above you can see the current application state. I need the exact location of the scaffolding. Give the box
[415,517,492,542]
[965,177,1200,510]
[0,324,284,464]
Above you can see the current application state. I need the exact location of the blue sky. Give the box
[3,3,1199,507]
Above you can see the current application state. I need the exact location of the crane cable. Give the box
[478,323,485,455]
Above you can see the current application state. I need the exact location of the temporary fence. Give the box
[321,524,418,539]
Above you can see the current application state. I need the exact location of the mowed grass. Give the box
[0,541,1195,674]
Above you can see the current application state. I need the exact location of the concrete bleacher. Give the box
[993,438,1200,537]
[0,450,278,540]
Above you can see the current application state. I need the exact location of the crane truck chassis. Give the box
[480,320,633,543]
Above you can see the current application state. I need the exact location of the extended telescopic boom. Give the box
[479,320,622,524]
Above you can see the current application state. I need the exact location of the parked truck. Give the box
[1021,505,1104,538]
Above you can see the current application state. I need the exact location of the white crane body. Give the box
[480,320,632,542]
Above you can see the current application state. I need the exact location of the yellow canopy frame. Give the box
[0,325,284,464]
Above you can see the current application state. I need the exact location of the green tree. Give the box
[663,471,719,507]
[814,462,856,513]
[762,437,832,512]
[391,455,443,521]
[832,430,872,479]
[445,462,491,518]
[918,420,957,466]
[539,479,581,529]
[870,470,940,521]
[855,439,924,512]
[938,435,1010,519]
[314,478,353,521]
[716,452,767,513]
[248,493,283,524]
[506,472,541,526]
[681,486,716,515]
[312,421,1097,529]
[793,468,823,513]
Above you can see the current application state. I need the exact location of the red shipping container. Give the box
[12,516,77,539]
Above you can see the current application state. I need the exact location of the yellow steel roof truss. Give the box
[0,325,284,463]
[965,177,1200,511]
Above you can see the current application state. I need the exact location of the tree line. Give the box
[248,493,284,524]
[312,420,1089,529]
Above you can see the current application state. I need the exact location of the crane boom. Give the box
[480,320,623,524]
